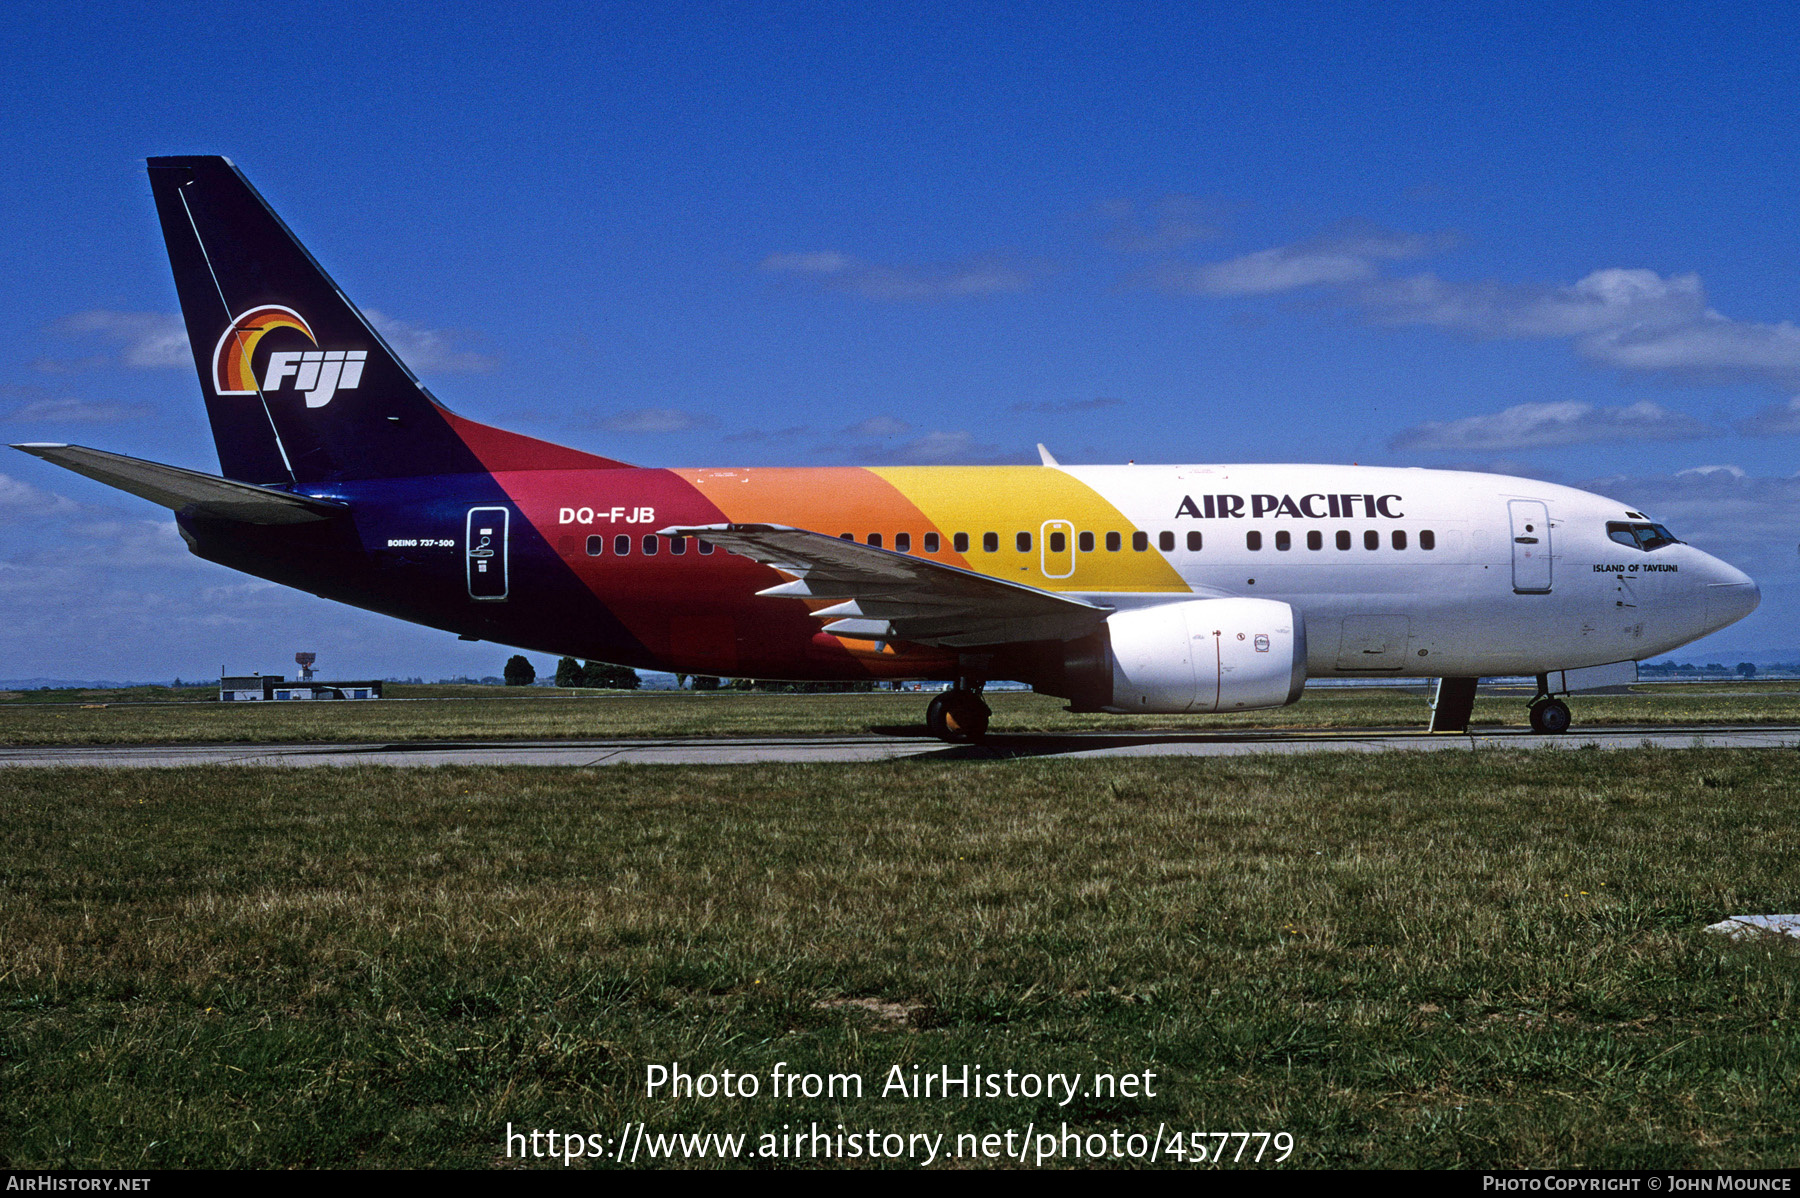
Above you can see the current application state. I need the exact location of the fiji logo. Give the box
[211,305,367,408]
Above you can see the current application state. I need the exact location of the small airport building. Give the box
[219,675,383,702]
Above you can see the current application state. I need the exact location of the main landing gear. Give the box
[926,686,990,743]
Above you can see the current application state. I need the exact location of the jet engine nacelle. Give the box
[1054,597,1307,714]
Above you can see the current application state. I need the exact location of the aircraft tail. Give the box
[146,156,627,485]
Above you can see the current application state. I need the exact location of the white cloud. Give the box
[1389,400,1719,451]
[1152,225,1446,297]
[362,309,495,373]
[1737,396,1800,436]
[1675,464,1746,479]
[842,416,911,437]
[0,473,80,517]
[758,251,854,274]
[1360,268,1705,338]
[597,408,712,434]
[759,251,1041,300]
[44,310,190,370]
[1360,267,1800,386]
[1095,195,1222,254]
[0,397,153,424]
[1147,219,1800,388]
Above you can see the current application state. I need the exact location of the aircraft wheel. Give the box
[927,690,990,743]
[1529,697,1572,734]
[926,692,951,740]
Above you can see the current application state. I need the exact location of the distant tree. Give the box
[504,655,536,687]
[579,660,640,689]
[1737,662,1758,679]
[554,656,581,687]
[692,675,721,691]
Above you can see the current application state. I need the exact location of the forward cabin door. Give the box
[466,506,510,600]
[1508,499,1552,594]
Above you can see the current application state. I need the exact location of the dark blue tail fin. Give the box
[148,156,494,485]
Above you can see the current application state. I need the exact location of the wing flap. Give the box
[12,444,346,525]
[661,522,1112,648]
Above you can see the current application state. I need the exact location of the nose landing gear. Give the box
[1528,673,1572,733]
[926,686,990,742]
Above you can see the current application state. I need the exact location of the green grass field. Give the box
[2,682,1799,746]
[4,751,1799,1169]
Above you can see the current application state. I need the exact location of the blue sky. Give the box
[2,1,1796,680]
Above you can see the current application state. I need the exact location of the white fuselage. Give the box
[1047,465,1758,678]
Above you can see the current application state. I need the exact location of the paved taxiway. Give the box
[3,725,1798,767]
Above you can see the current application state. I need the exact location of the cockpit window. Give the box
[1607,521,1682,551]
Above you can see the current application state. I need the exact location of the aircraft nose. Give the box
[1700,556,1759,632]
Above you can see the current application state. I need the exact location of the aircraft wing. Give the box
[11,444,346,525]
[659,522,1113,648]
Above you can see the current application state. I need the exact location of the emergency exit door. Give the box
[466,506,510,600]
[1508,499,1552,594]
[1041,520,1074,578]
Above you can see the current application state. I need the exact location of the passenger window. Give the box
[1307,530,1322,551]
[1017,531,1032,552]
[1392,530,1406,550]
[1275,530,1290,551]
[1049,531,1066,553]
[895,532,911,552]
[923,532,939,552]
[698,539,715,555]
[840,533,854,541]
[954,533,969,553]
[1336,530,1351,551]
[1106,531,1121,552]
[1187,531,1202,551]
[1420,530,1436,550]
[669,536,687,555]
[867,533,882,548]
[1246,531,1263,550]
[1132,531,1148,551]
[983,532,999,553]
[642,534,658,555]
[614,534,630,556]
[1080,531,1095,552]
[586,535,603,556]
[1159,531,1175,552]
[1364,530,1379,550]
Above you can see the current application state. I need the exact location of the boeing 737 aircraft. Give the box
[13,157,1761,740]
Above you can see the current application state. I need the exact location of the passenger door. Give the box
[1508,500,1552,594]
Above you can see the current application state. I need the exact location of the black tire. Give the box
[926,692,951,740]
[926,690,990,742]
[945,692,991,742]
[1529,697,1572,734]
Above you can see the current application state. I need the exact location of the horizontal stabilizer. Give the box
[11,444,346,525]
[658,522,1112,648]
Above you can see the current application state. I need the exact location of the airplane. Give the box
[12,156,1762,742]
